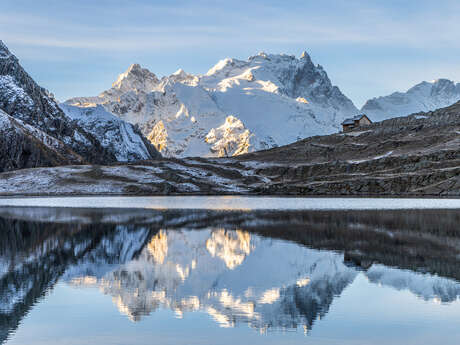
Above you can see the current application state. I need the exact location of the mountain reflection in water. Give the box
[1,207,460,344]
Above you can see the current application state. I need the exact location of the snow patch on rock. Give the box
[0,76,34,109]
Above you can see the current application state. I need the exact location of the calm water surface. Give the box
[1,197,460,344]
[0,196,459,210]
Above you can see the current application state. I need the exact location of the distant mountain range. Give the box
[67,52,359,157]
[67,54,460,158]
[1,39,459,167]
[362,78,460,121]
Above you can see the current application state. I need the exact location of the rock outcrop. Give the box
[0,109,83,172]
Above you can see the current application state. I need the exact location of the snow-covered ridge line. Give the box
[67,50,358,158]
[60,104,156,162]
[362,78,460,121]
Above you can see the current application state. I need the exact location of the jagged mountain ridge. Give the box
[0,40,160,170]
[0,40,115,164]
[67,52,358,157]
[362,78,460,121]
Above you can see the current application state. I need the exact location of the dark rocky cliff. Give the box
[0,109,83,172]
[0,40,117,165]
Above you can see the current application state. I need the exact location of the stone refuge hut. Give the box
[341,114,372,132]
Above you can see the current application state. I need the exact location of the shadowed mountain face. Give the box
[0,41,160,172]
[0,109,84,171]
[0,41,116,166]
[1,207,460,343]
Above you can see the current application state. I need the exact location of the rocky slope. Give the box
[0,41,160,170]
[362,78,460,121]
[240,100,460,195]
[0,100,458,196]
[0,109,84,172]
[0,41,116,164]
[67,52,358,157]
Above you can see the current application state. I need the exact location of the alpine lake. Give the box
[1,196,460,345]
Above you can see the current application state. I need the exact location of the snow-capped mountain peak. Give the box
[202,51,355,113]
[362,78,460,121]
[173,68,185,75]
[0,41,12,59]
[166,68,198,86]
[0,40,161,166]
[429,78,459,94]
[0,40,127,166]
[67,51,358,158]
[111,63,160,93]
[299,50,309,60]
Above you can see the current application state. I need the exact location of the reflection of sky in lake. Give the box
[1,205,460,345]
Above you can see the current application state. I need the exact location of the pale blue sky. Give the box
[2,0,459,107]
